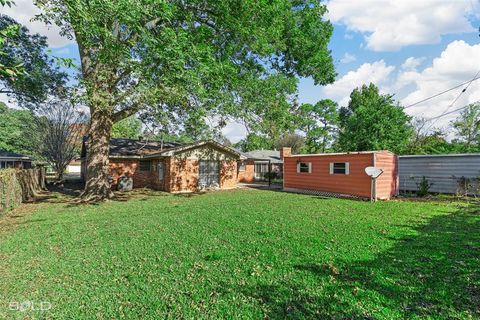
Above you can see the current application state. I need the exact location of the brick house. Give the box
[80,138,242,192]
[237,149,284,183]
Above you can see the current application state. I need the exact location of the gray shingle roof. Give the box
[0,150,32,160]
[243,150,282,163]
[108,138,183,157]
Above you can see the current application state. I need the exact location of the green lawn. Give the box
[0,189,479,319]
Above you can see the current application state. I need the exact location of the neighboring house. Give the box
[66,158,82,175]
[80,138,242,192]
[0,150,33,169]
[238,149,285,183]
[283,148,398,200]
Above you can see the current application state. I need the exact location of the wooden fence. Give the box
[0,168,46,214]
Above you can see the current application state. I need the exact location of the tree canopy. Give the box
[299,99,338,153]
[0,102,38,156]
[33,0,336,200]
[112,116,143,139]
[0,15,67,108]
[337,83,413,154]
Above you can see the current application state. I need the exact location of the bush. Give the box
[416,176,432,197]
[0,169,23,213]
[0,168,46,215]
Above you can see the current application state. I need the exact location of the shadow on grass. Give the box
[242,201,480,319]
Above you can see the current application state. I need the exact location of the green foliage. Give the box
[275,133,305,154]
[34,0,335,128]
[416,176,432,197]
[235,133,273,152]
[0,15,66,108]
[112,116,142,139]
[452,103,480,152]
[337,83,413,154]
[0,189,478,318]
[0,102,38,156]
[299,99,339,153]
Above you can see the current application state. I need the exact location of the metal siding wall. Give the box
[398,155,480,194]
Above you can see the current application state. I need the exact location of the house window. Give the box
[297,162,312,173]
[139,160,152,172]
[330,162,349,175]
[238,162,246,172]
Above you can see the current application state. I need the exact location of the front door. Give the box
[199,160,220,188]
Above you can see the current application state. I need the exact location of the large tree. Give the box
[299,99,338,153]
[35,0,336,200]
[337,84,413,154]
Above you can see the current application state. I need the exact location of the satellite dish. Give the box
[365,166,383,179]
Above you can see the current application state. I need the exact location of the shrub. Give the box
[416,176,432,197]
[0,168,46,215]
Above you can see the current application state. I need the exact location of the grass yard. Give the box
[0,189,479,319]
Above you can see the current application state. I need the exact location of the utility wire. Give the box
[404,75,480,109]
[425,70,480,127]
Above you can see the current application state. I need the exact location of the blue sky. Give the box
[3,0,480,142]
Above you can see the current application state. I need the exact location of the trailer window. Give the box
[330,162,349,175]
[297,162,311,173]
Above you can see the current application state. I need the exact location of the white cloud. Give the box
[2,0,73,48]
[222,121,247,143]
[340,52,356,64]
[323,60,396,105]
[400,40,480,128]
[327,0,478,51]
[401,57,425,71]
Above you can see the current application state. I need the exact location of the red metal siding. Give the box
[284,153,374,198]
[374,152,398,199]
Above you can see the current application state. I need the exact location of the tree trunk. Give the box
[80,109,114,201]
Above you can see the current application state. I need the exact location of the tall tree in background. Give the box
[452,102,480,152]
[112,116,142,139]
[337,83,413,154]
[235,133,273,152]
[35,0,335,200]
[36,95,87,181]
[0,102,38,155]
[299,99,338,153]
[275,133,305,154]
[0,15,66,108]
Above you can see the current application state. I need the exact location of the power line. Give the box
[426,103,476,121]
[404,75,480,109]
[425,70,480,127]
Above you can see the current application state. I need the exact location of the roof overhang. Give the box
[145,140,244,159]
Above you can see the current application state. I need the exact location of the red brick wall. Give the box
[220,160,237,189]
[237,160,255,183]
[167,158,238,192]
[109,159,166,190]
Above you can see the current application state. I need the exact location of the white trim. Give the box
[329,163,334,174]
[345,162,350,175]
[288,150,393,157]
